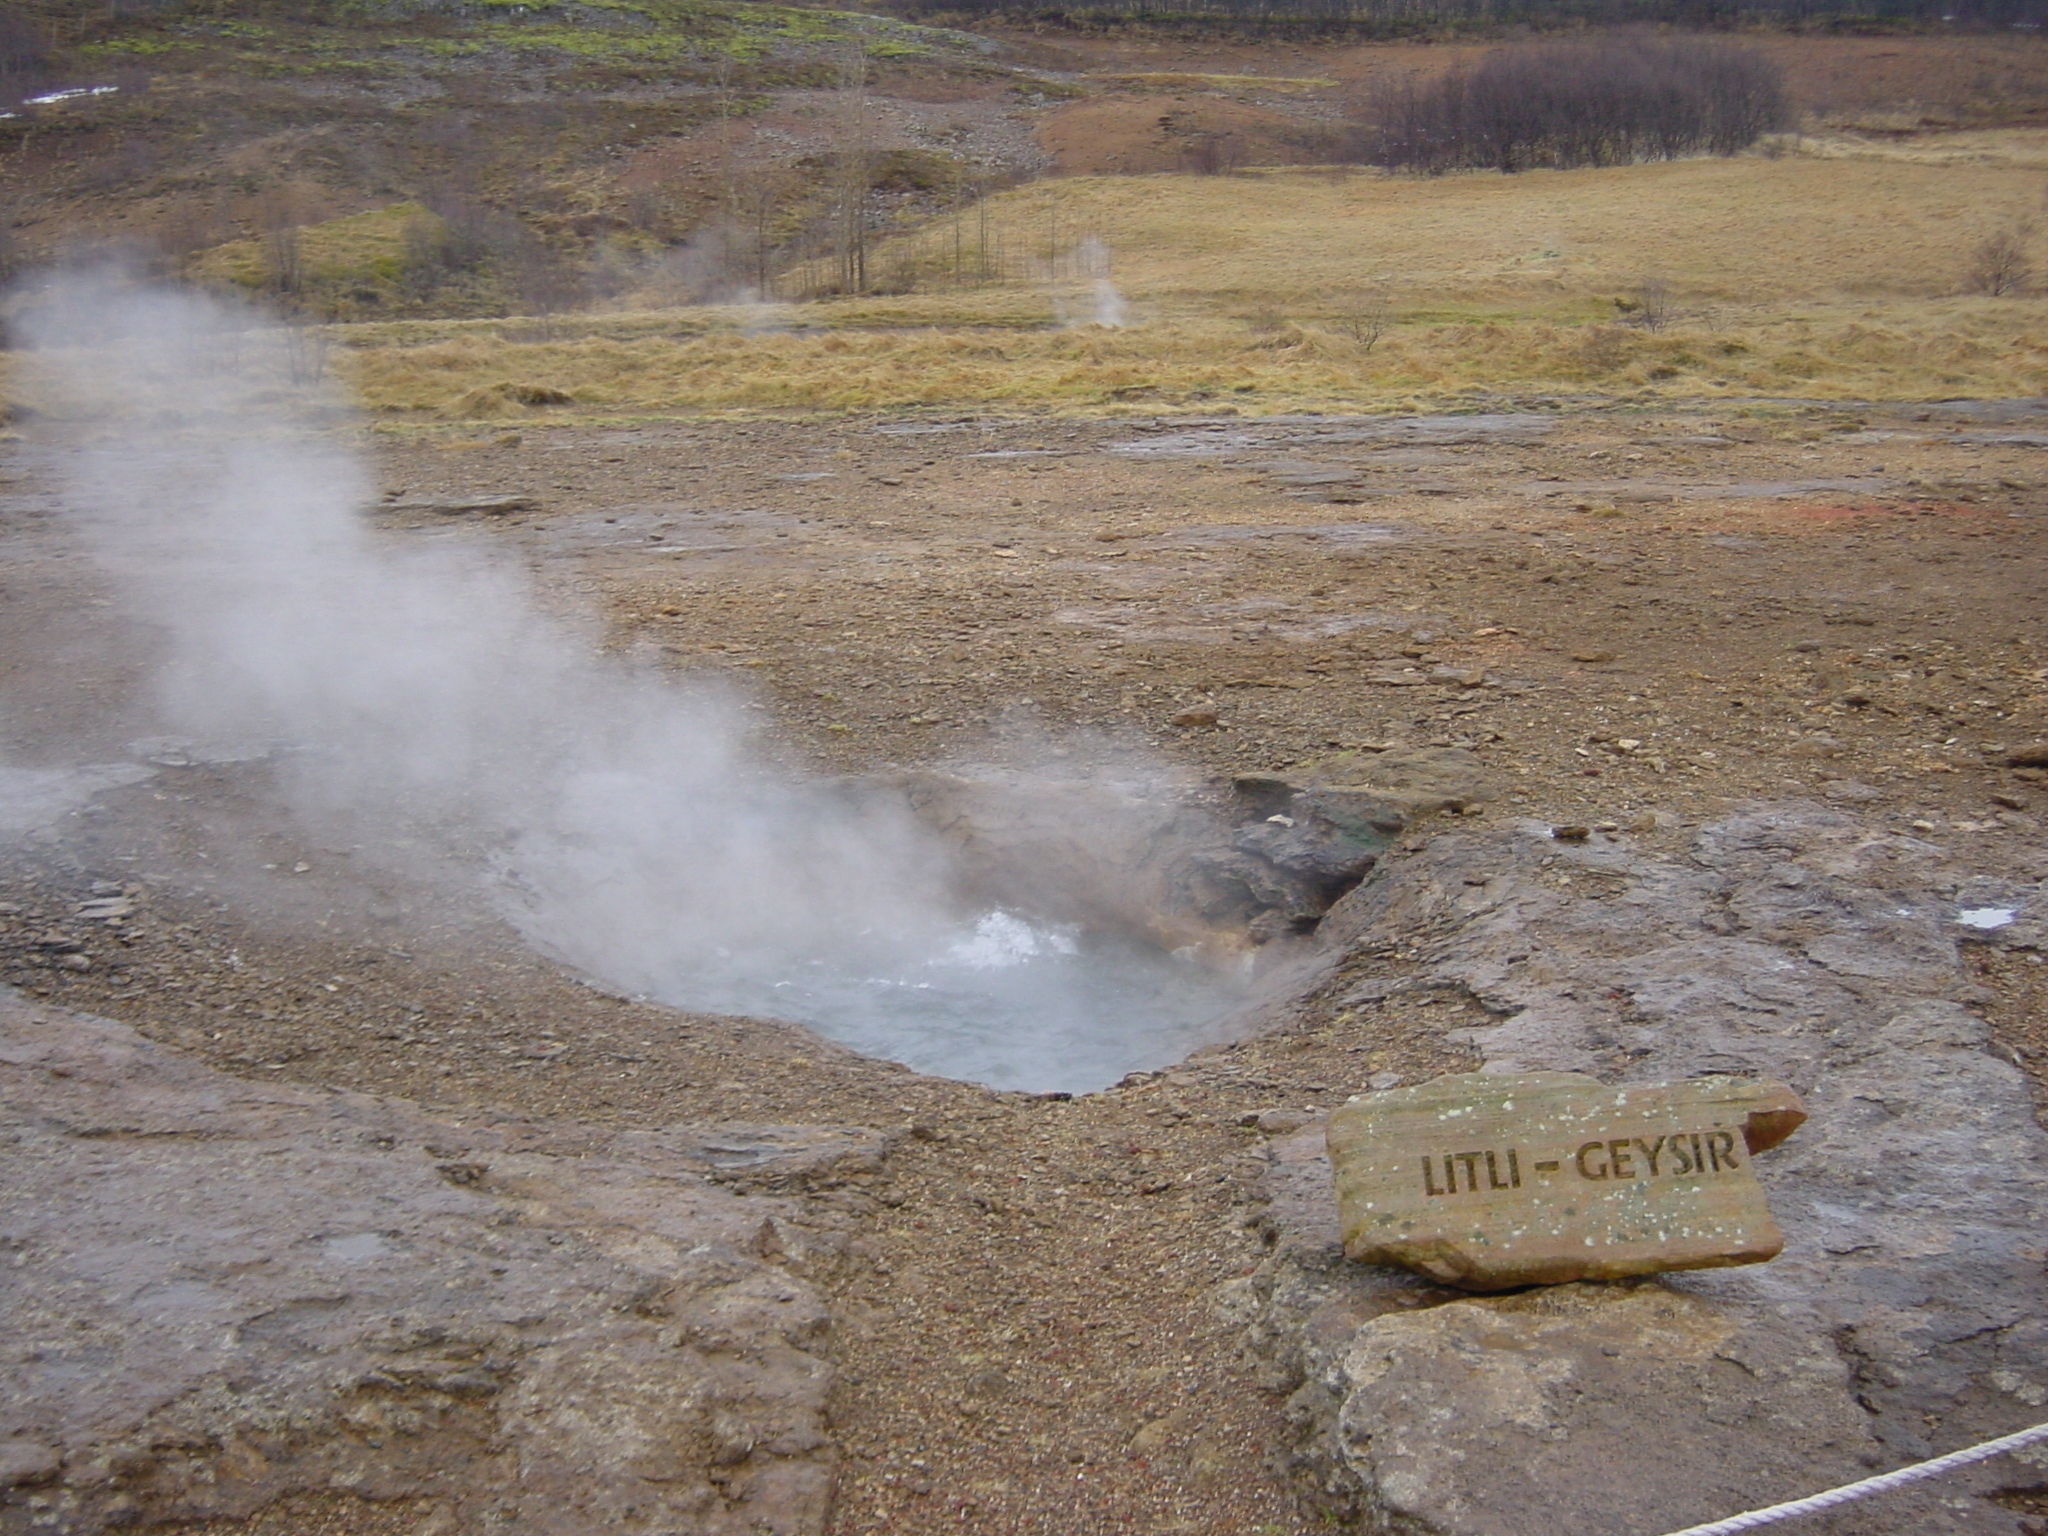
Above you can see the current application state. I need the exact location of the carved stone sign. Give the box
[1326,1071,1806,1291]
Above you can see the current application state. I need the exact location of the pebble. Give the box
[1240,1108,1313,1135]
[0,1439,60,1489]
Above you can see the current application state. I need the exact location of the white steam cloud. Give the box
[16,275,1234,1091]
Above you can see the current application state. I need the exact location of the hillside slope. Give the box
[1,0,1059,314]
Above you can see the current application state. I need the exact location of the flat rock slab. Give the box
[1334,1282,1955,1536]
[0,991,858,1536]
[382,495,538,516]
[1327,1071,1805,1290]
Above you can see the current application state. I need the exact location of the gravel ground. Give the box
[3,399,2044,1535]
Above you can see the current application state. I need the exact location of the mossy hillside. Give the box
[191,201,426,289]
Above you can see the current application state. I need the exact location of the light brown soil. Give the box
[1035,93,1337,174]
[2,400,2044,1535]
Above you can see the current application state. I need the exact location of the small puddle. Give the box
[1957,907,2017,930]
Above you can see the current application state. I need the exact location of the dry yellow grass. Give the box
[328,299,2047,419]
[934,156,2048,312]
[12,152,2044,421]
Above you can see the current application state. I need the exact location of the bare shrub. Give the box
[509,239,579,334]
[1968,223,2034,297]
[1575,324,1634,375]
[1183,132,1242,177]
[257,186,308,302]
[1366,36,1789,175]
[1617,277,1674,331]
[1331,285,1394,351]
[281,318,331,388]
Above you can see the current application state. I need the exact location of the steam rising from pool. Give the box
[16,275,1242,1092]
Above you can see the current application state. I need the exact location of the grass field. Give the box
[903,154,2048,311]
[18,150,2048,419]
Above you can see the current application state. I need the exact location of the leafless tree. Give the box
[257,185,307,302]
[510,237,578,335]
[832,47,875,296]
[280,317,330,388]
[0,11,50,114]
[1621,276,1674,331]
[1182,132,1242,176]
[1968,223,2034,297]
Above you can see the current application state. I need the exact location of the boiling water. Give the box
[634,911,1247,1094]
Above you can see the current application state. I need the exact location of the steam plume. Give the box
[15,274,1232,1090]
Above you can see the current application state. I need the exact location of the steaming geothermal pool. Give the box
[631,910,1248,1095]
[29,280,1254,1099]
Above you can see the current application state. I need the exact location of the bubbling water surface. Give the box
[635,910,1248,1094]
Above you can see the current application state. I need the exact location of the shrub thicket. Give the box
[1363,36,1789,172]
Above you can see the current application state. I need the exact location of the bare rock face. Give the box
[1326,1071,1806,1290]
[0,992,864,1535]
[1239,802,2048,1534]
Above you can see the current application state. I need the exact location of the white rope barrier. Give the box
[1652,1420,2048,1536]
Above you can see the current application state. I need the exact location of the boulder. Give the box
[1287,745,1493,818]
[1238,803,2048,1532]
[0,991,857,1536]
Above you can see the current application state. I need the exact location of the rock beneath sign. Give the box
[1328,1281,1963,1536]
[1327,1070,1805,1290]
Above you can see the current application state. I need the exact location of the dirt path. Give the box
[2,400,2044,1534]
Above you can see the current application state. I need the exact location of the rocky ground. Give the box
[2,397,2045,1535]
